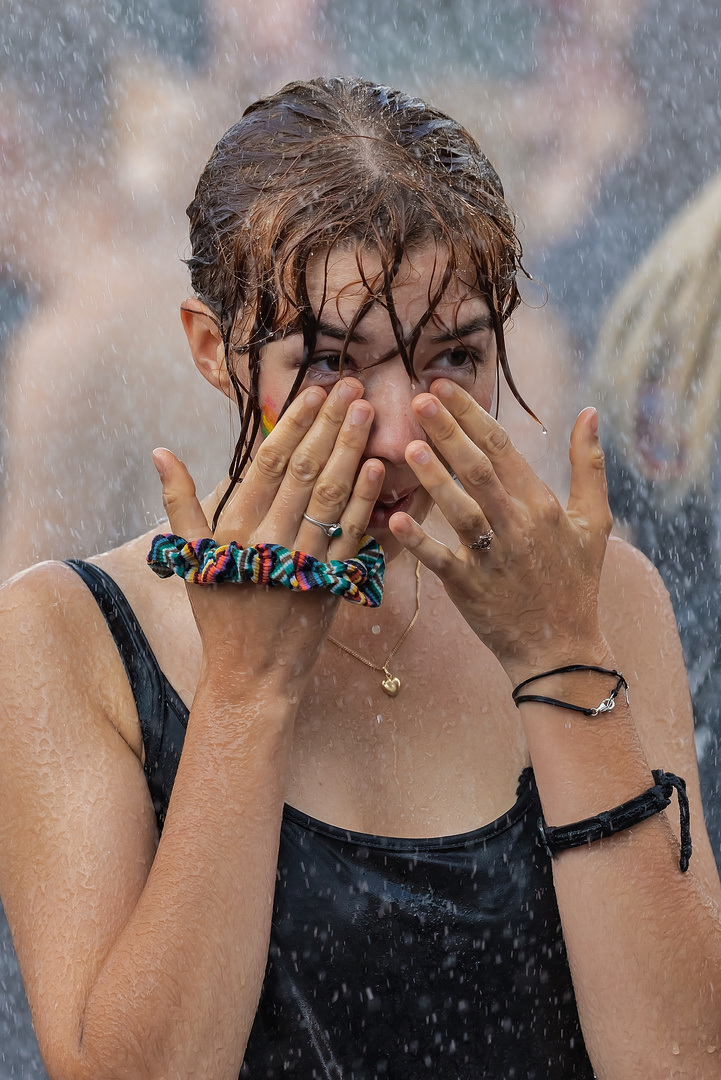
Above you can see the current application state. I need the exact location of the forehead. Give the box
[304,242,490,333]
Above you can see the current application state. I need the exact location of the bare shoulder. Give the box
[600,533,669,600]
[0,559,159,1071]
[598,535,679,660]
[598,535,685,721]
[0,558,143,759]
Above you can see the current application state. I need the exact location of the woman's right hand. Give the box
[152,378,384,689]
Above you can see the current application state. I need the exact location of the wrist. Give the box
[198,626,322,696]
[501,634,613,690]
[195,654,306,716]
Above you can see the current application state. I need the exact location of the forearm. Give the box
[515,649,721,1079]
[76,673,297,1080]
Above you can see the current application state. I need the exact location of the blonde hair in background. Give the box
[593,169,721,504]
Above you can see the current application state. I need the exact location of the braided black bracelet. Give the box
[512,664,629,717]
[538,769,691,872]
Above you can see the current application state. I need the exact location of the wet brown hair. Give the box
[186,76,532,526]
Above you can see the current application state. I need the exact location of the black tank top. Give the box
[67,559,594,1079]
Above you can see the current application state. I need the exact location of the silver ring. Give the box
[464,528,494,551]
[302,512,343,539]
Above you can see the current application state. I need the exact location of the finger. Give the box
[426,380,538,497]
[153,448,211,542]
[329,459,385,560]
[297,399,377,552]
[261,380,367,549]
[405,441,497,545]
[567,408,613,537]
[220,386,327,538]
[388,510,470,589]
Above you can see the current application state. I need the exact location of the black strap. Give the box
[64,559,188,828]
[513,665,629,717]
[538,769,692,872]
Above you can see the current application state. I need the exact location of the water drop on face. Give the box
[671,1043,680,1055]
[372,624,381,635]
[376,714,382,724]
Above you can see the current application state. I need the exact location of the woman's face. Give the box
[246,242,498,561]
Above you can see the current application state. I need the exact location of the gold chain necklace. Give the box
[327,560,421,697]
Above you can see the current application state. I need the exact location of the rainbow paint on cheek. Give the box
[260,401,279,439]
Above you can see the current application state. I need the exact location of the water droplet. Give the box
[372,624,381,635]
[672,1043,680,1055]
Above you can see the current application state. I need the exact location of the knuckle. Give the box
[484,425,510,456]
[289,451,322,484]
[161,489,188,514]
[314,477,347,507]
[541,495,562,525]
[342,518,365,545]
[456,509,486,536]
[433,415,458,444]
[438,545,457,575]
[466,458,495,488]
[590,445,607,472]
[254,444,287,481]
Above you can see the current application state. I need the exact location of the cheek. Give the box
[260,399,279,439]
[470,366,497,414]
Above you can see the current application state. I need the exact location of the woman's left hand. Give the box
[388,379,613,684]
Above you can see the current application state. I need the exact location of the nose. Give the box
[360,360,426,468]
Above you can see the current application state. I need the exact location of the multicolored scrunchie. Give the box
[146,533,385,607]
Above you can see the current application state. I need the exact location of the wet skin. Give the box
[249,243,498,562]
[171,243,528,832]
[1,243,721,1080]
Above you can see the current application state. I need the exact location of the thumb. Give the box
[566,409,612,537]
[153,448,212,542]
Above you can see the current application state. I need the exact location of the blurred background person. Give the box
[0,0,330,579]
[592,170,721,870]
[541,0,721,362]
[0,0,646,583]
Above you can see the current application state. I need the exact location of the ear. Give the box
[180,298,233,398]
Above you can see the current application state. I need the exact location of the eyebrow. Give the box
[428,313,494,342]
[315,320,368,344]
[307,311,493,345]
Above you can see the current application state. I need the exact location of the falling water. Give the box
[3,0,721,1074]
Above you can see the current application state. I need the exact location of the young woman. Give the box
[0,78,719,1080]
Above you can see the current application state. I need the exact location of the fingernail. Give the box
[417,397,438,418]
[305,388,326,407]
[367,463,383,482]
[395,519,421,547]
[433,380,454,400]
[411,445,430,464]
[349,401,370,425]
[339,379,361,403]
[589,408,599,437]
[152,448,170,480]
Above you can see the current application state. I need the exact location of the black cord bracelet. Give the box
[538,769,692,872]
[512,664,629,717]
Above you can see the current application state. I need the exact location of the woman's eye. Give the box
[432,347,479,371]
[306,354,352,381]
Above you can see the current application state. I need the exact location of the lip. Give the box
[369,488,417,529]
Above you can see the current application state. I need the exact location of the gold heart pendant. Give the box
[381,674,401,697]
